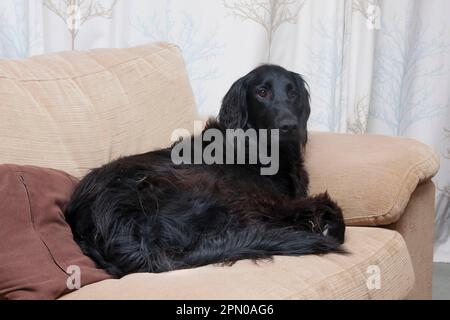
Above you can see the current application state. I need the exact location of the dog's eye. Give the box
[256,88,268,98]
[288,90,297,99]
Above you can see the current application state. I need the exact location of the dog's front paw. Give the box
[314,193,346,244]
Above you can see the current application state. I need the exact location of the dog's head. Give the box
[219,64,311,146]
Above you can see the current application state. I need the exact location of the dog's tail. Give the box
[181,224,345,269]
[75,212,344,278]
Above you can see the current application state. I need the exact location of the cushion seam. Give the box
[18,173,70,277]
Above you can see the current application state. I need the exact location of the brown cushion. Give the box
[306,132,440,226]
[0,164,112,300]
[60,227,414,300]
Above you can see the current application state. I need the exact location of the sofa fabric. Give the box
[0,43,437,300]
[387,181,435,299]
[306,132,439,226]
[60,227,414,300]
[0,165,112,300]
[0,43,199,179]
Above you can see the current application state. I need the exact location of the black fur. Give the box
[66,65,346,277]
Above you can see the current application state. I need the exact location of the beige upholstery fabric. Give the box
[0,43,435,300]
[0,43,199,179]
[387,181,436,300]
[60,227,414,300]
[306,132,439,226]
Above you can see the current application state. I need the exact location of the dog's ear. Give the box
[218,77,249,129]
[291,72,311,146]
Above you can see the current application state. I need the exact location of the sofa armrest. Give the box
[387,181,435,300]
[305,132,439,226]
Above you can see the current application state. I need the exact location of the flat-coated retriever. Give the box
[66,65,346,277]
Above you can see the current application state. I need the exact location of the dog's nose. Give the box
[279,121,298,133]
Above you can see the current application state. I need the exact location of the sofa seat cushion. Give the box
[59,227,414,300]
[306,132,439,226]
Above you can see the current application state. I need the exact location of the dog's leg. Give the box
[254,192,346,244]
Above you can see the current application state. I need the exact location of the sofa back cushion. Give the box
[0,43,199,179]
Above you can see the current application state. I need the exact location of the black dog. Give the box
[66,65,346,277]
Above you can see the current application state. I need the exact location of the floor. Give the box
[433,263,450,300]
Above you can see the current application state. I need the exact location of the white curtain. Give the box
[0,0,449,262]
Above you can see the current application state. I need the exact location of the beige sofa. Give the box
[0,43,439,300]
